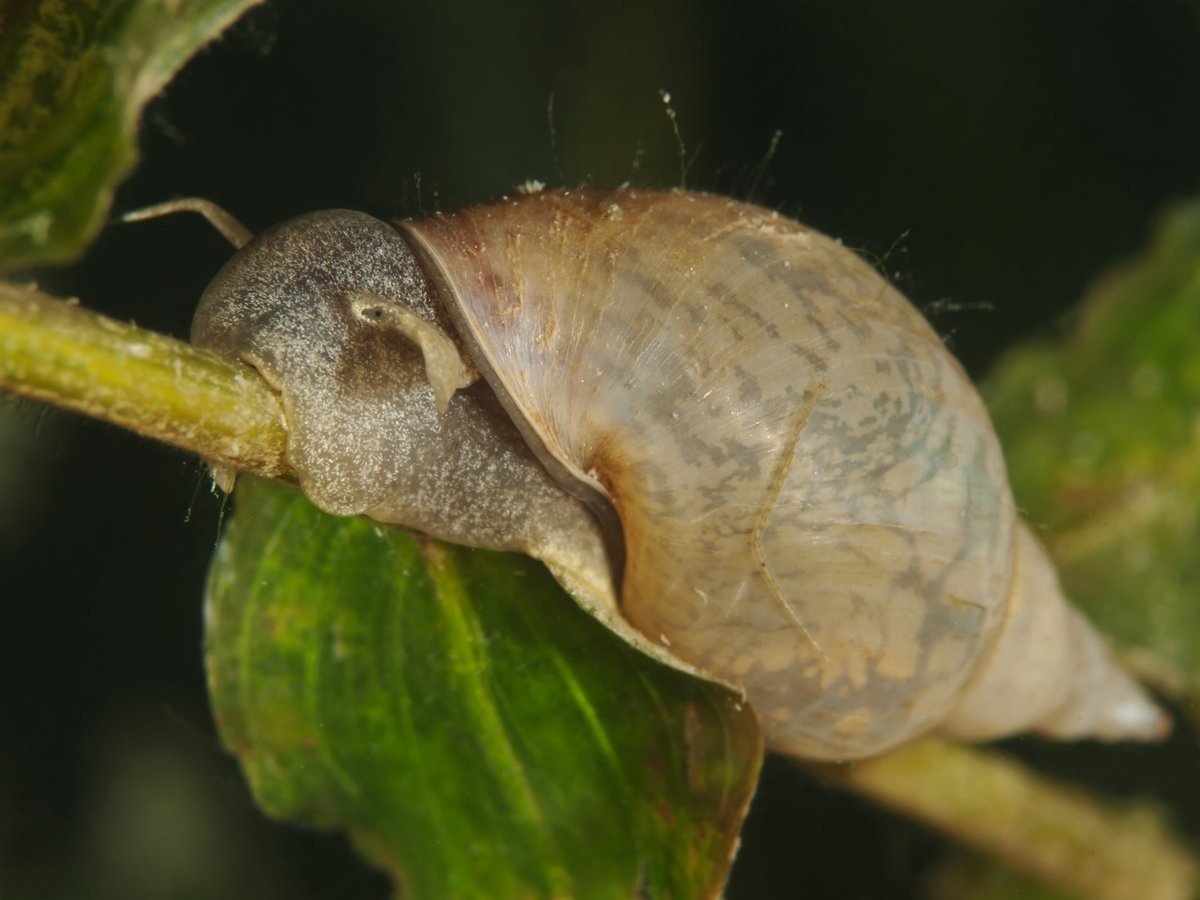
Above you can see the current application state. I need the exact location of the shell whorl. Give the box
[397,187,1164,760]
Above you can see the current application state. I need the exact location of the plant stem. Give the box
[813,737,1197,900]
[0,281,291,480]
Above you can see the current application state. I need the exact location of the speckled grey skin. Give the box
[193,188,1166,761]
[192,211,613,612]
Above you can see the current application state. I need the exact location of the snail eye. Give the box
[352,302,387,322]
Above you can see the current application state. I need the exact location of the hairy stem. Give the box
[0,281,290,479]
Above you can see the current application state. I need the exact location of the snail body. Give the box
[191,187,1165,761]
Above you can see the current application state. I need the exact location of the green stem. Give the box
[813,737,1197,900]
[0,281,290,480]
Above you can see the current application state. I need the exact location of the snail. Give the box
[153,186,1167,762]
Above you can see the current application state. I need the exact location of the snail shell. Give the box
[192,187,1166,761]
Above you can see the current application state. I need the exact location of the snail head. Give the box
[190,209,477,516]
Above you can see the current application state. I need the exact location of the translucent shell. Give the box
[402,188,1164,760]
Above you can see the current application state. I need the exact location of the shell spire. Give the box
[941,525,1168,743]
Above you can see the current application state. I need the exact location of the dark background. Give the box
[4,1,1200,897]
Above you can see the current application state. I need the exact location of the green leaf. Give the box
[205,478,763,899]
[0,0,262,271]
[984,199,1200,697]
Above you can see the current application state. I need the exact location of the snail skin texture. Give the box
[191,187,1167,762]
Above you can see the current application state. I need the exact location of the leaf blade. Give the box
[0,0,263,270]
[206,478,763,899]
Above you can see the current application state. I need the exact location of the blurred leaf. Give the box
[205,477,762,900]
[984,199,1200,700]
[0,0,261,271]
[0,398,59,543]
